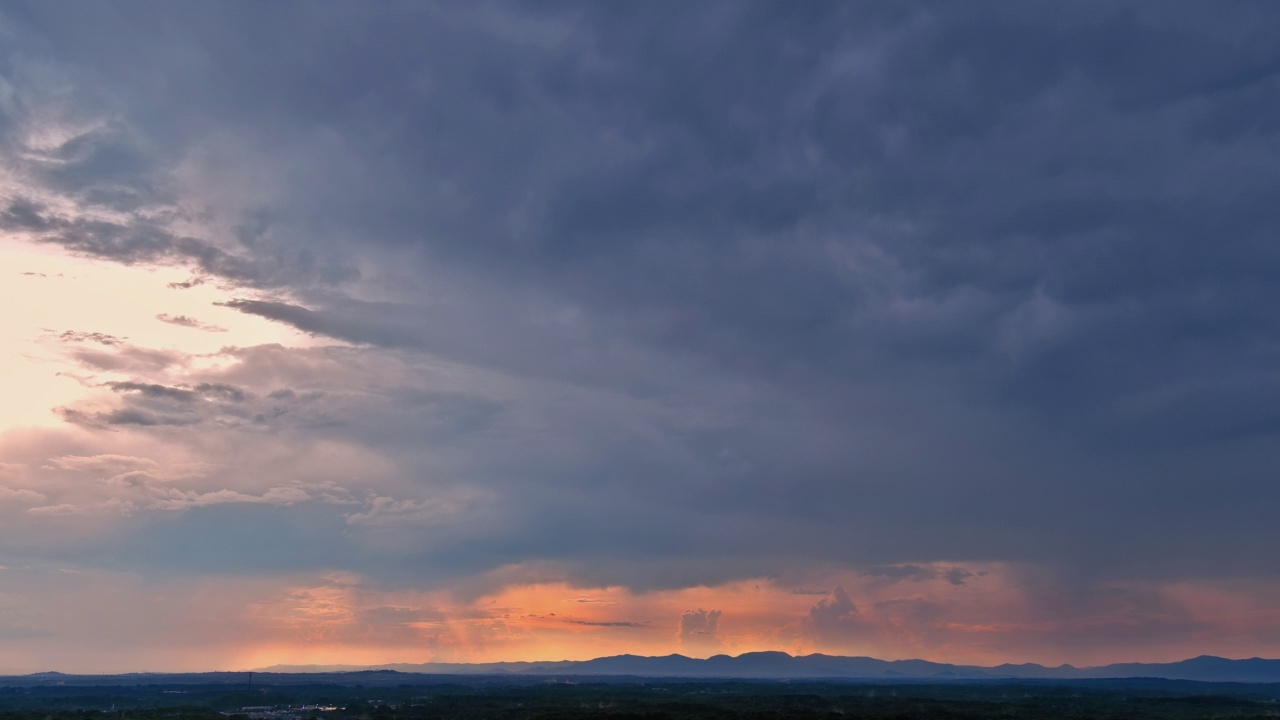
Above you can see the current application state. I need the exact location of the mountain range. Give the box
[255,652,1280,684]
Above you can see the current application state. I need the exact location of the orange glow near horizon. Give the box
[190,567,1280,673]
[2,561,1280,675]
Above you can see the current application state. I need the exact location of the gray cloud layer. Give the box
[3,1,1280,599]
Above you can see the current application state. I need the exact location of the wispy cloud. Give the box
[155,313,227,332]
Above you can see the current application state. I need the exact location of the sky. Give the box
[1,1,1280,674]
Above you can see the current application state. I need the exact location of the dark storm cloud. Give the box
[104,381,199,403]
[57,330,124,346]
[678,608,722,652]
[68,346,183,373]
[85,378,330,430]
[0,197,258,280]
[155,314,227,332]
[806,587,869,648]
[862,565,980,587]
[5,1,1280,594]
[102,381,247,404]
[51,377,274,430]
[82,0,1272,444]
[216,299,425,349]
[55,405,194,429]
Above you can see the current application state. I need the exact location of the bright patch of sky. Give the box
[0,240,312,428]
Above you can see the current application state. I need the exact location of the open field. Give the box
[4,675,1280,720]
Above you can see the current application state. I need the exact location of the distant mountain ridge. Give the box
[255,652,1280,683]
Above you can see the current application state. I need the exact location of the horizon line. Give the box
[7,650,1278,678]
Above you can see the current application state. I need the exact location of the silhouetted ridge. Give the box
[245,653,1280,683]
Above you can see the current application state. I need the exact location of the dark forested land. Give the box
[3,676,1280,720]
